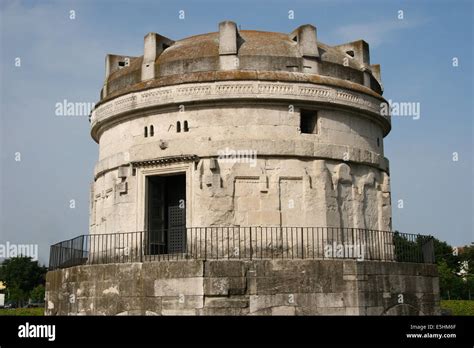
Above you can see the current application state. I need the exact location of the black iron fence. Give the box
[49,227,435,270]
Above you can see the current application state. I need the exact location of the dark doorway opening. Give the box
[146,173,186,255]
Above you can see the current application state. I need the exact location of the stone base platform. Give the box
[45,259,440,315]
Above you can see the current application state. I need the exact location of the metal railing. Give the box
[48,227,435,270]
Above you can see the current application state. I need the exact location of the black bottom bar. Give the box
[0,316,472,346]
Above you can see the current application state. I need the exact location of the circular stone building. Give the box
[91,21,391,234]
[45,22,440,316]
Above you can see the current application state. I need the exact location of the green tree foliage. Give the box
[438,259,461,299]
[6,286,28,306]
[393,233,472,300]
[0,256,47,306]
[30,284,46,303]
[393,232,433,263]
[393,232,420,262]
[459,245,474,272]
[434,239,459,270]
[434,241,473,300]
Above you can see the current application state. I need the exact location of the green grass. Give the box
[440,300,474,316]
[0,302,471,316]
[0,307,44,316]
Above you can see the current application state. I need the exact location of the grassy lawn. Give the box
[0,307,44,316]
[440,300,474,316]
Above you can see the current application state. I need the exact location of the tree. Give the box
[434,239,459,271]
[393,232,432,263]
[393,234,473,300]
[437,259,462,299]
[30,284,45,303]
[393,232,420,262]
[433,239,473,300]
[458,245,474,300]
[6,285,28,306]
[459,244,474,273]
[0,256,47,306]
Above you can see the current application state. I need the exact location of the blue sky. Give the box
[1,0,472,264]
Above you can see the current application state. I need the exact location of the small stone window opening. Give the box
[144,126,148,138]
[346,50,355,58]
[377,137,380,147]
[177,121,181,133]
[184,120,189,132]
[300,110,318,134]
[118,61,126,68]
[150,125,154,137]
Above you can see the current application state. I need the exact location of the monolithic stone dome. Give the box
[97,23,385,105]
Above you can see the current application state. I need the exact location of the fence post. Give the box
[249,227,253,260]
[59,243,63,268]
[140,232,143,262]
[301,228,304,259]
[205,228,207,259]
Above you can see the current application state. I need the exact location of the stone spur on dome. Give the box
[46,21,439,316]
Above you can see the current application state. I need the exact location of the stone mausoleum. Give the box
[45,22,440,315]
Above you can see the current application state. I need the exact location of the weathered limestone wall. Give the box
[45,260,440,316]
[96,106,384,161]
[89,157,392,237]
[89,78,392,237]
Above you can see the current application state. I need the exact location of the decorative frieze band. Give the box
[91,81,387,138]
